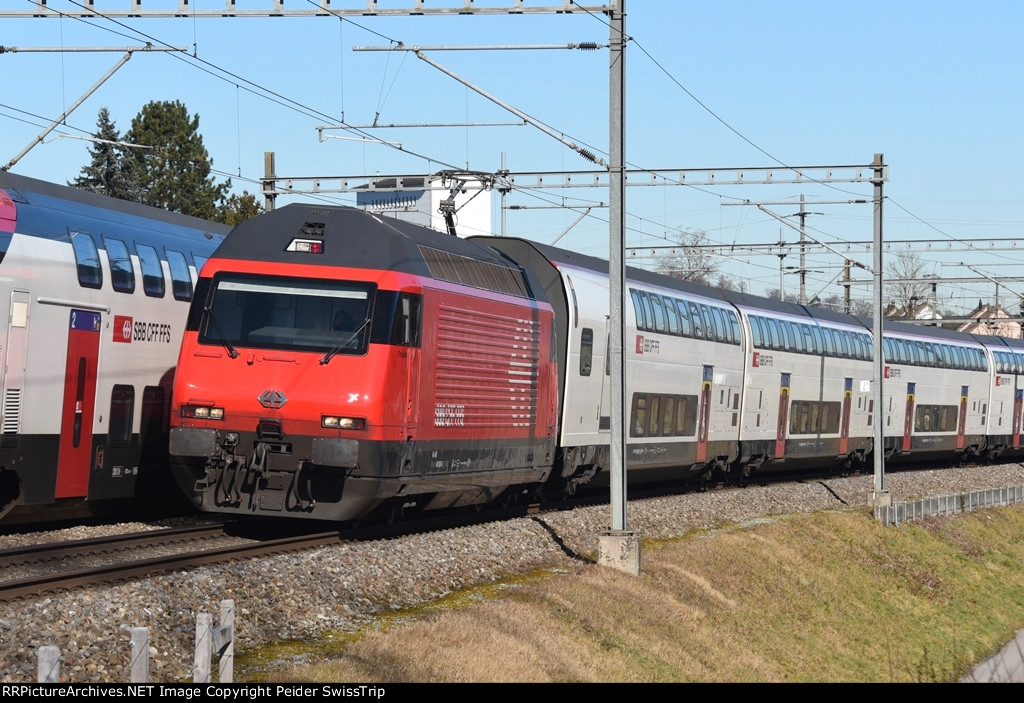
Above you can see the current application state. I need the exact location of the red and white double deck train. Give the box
[0,171,229,523]
[169,202,1023,522]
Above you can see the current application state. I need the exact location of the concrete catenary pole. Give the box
[598,0,641,575]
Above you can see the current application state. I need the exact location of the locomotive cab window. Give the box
[199,273,376,355]
[371,291,423,347]
[392,292,422,347]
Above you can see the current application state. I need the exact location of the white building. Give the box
[355,174,494,238]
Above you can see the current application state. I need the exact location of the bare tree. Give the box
[885,251,933,318]
[714,273,747,293]
[656,228,720,285]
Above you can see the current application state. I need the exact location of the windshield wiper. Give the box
[203,305,239,359]
[320,318,370,365]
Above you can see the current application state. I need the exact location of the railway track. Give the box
[0,463,948,603]
[0,500,549,602]
[0,523,350,602]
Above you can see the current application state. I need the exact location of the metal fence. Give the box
[36,600,234,683]
[875,486,1024,525]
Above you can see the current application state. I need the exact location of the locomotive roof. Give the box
[215,204,543,301]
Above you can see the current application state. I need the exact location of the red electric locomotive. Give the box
[169,204,558,522]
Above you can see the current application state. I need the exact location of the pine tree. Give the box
[125,100,230,219]
[68,107,141,201]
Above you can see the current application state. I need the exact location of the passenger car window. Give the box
[104,238,135,293]
[109,385,134,445]
[136,243,165,298]
[165,249,193,301]
[71,232,102,289]
[580,328,593,377]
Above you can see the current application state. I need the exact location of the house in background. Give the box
[957,301,1022,339]
[883,300,944,322]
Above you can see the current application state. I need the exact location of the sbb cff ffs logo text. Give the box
[113,315,172,344]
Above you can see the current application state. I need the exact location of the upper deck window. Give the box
[104,237,135,294]
[136,244,165,298]
[166,249,193,301]
[70,232,102,289]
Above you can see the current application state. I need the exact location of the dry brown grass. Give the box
[248,506,1024,683]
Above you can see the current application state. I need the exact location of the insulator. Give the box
[577,42,600,50]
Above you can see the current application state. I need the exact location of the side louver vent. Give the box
[3,389,22,434]
[419,245,531,299]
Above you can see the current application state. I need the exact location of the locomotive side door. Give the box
[400,293,422,431]
[55,309,101,498]
[397,292,421,474]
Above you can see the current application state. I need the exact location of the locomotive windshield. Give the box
[198,273,376,355]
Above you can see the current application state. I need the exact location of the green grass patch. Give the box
[247,506,1024,683]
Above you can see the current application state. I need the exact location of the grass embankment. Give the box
[257,506,1024,682]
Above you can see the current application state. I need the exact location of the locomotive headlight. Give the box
[322,415,366,430]
[181,404,225,420]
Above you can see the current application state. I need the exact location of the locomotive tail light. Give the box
[181,404,225,420]
[322,415,366,430]
[286,238,324,254]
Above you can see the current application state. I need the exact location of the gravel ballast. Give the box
[2,463,1023,683]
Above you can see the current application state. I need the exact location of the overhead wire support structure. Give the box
[261,164,885,201]
[5,1,614,19]
[353,42,609,168]
[1,44,187,171]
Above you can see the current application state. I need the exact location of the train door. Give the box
[397,293,421,432]
[1,291,30,441]
[1013,387,1023,449]
[839,377,853,455]
[902,382,916,453]
[598,329,611,433]
[695,365,713,462]
[956,385,968,450]
[775,373,791,459]
[55,309,101,498]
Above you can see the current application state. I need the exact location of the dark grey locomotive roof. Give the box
[216,204,542,301]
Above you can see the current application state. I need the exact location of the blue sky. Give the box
[3,1,1022,311]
